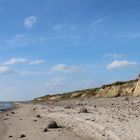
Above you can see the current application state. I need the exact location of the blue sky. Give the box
[0,0,140,101]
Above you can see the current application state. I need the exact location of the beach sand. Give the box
[0,103,92,140]
[0,121,7,139]
[0,97,140,140]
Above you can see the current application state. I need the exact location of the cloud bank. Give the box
[0,66,15,75]
[107,60,137,70]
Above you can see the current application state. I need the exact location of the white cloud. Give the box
[93,18,105,25]
[0,66,15,75]
[24,16,37,28]
[4,58,27,65]
[107,60,137,70]
[46,76,65,88]
[30,59,45,65]
[18,71,48,76]
[104,53,125,59]
[40,76,68,94]
[3,58,45,65]
[50,64,80,73]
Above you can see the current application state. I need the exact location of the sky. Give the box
[0,0,140,101]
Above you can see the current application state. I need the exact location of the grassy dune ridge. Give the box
[34,78,139,103]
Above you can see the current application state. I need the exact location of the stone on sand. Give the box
[43,128,48,132]
[36,115,41,118]
[64,105,71,109]
[124,97,129,101]
[79,107,88,113]
[47,120,58,129]
[20,134,26,138]
[11,111,15,114]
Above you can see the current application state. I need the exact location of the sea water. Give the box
[0,102,12,112]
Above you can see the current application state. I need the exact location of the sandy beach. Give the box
[0,97,140,140]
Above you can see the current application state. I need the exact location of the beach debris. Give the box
[47,120,58,129]
[33,108,36,111]
[92,118,96,121]
[9,135,13,138]
[43,128,48,132]
[79,107,88,113]
[36,115,41,118]
[11,111,15,114]
[124,97,129,101]
[64,105,71,109]
[20,134,26,138]
[6,114,9,116]
[102,133,106,137]
[33,119,37,122]
[76,102,83,106]
[85,118,90,121]
[3,117,9,121]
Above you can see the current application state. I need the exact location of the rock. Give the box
[9,135,13,138]
[33,108,36,111]
[124,97,129,101]
[20,134,26,138]
[43,128,48,132]
[47,121,58,129]
[85,118,90,120]
[92,118,96,121]
[64,105,71,109]
[79,107,88,113]
[132,100,140,104]
[102,133,106,136]
[36,115,41,118]
[11,111,15,114]
[3,117,9,121]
